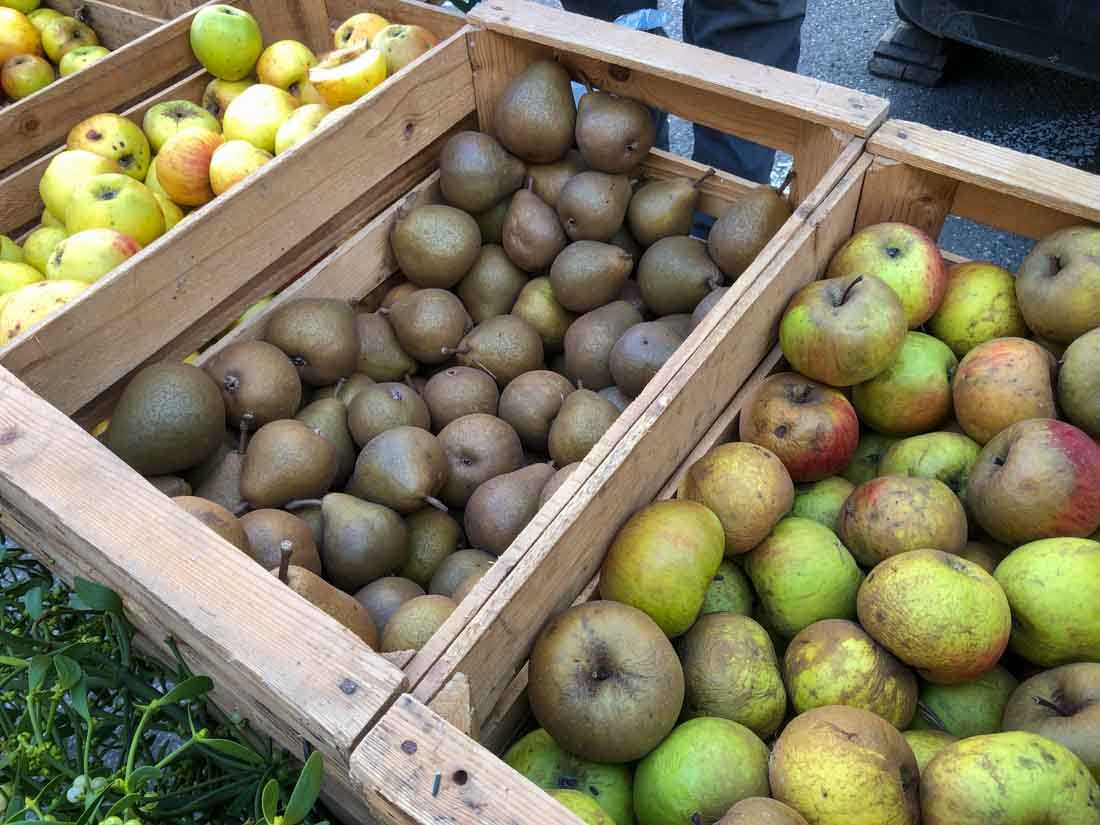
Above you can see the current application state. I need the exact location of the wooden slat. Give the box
[852,156,958,236]
[0,29,476,416]
[638,148,762,218]
[949,181,1088,241]
[250,0,332,53]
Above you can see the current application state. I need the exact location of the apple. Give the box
[701,559,755,617]
[852,331,957,436]
[842,431,897,485]
[287,74,324,105]
[921,732,1099,825]
[901,730,957,776]
[0,7,40,64]
[1002,663,1100,779]
[155,129,224,207]
[0,279,87,346]
[64,173,165,247]
[719,798,810,825]
[744,517,863,638]
[334,12,389,49]
[201,77,252,120]
[878,431,981,503]
[1,53,51,98]
[27,7,61,32]
[256,39,315,89]
[45,228,141,283]
[826,221,947,328]
[790,476,853,531]
[308,45,386,107]
[956,539,1009,574]
[189,4,262,82]
[550,791,615,825]
[67,113,150,180]
[1,0,39,14]
[928,261,1028,357]
[371,24,438,74]
[21,225,66,273]
[274,103,328,154]
[153,192,183,231]
[40,208,62,228]
[952,337,1056,444]
[208,139,271,196]
[739,372,859,483]
[1059,327,1100,439]
[0,261,43,292]
[222,83,298,153]
[995,537,1100,666]
[57,43,108,75]
[969,419,1100,545]
[778,274,906,387]
[142,100,221,153]
[909,665,1018,738]
[38,149,120,220]
[0,234,22,263]
[40,16,96,63]
[143,155,167,198]
[1016,224,1100,343]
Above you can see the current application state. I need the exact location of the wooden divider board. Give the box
[96,0,204,20]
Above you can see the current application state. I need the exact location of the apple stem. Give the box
[277,540,293,584]
[333,377,347,398]
[838,275,864,306]
[237,413,254,454]
[693,168,716,189]
[1033,695,1068,715]
[285,498,323,511]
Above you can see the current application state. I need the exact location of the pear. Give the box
[437,413,524,508]
[575,90,656,174]
[464,463,556,555]
[609,320,683,397]
[708,186,792,278]
[498,370,576,452]
[439,131,525,214]
[429,548,495,597]
[547,388,618,466]
[401,507,462,587]
[557,172,631,242]
[549,241,633,313]
[173,495,250,553]
[149,476,192,497]
[539,462,580,509]
[502,184,568,273]
[240,508,322,574]
[450,315,545,386]
[528,149,586,208]
[295,398,357,487]
[457,245,528,322]
[656,313,693,339]
[628,168,714,247]
[598,386,633,413]
[390,201,481,289]
[563,301,643,390]
[638,235,723,316]
[274,561,378,647]
[240,420,338,508]
[264,298,359,386]
[381,594,456,652]
[346,425,448,513]
[608,225,642,262]
[511,276,576,353]
[474,195,511,245]
[691,286,729,329]
[204,340,302,427]
[493,59,576,164]
[355,312,416,382]
[190,430,247,515]
[422,366,500,430]
[384,288,471,365]
[354,576,425,632]
[314,492,408,592]
[346,381,430,446]
[312,372,375,406]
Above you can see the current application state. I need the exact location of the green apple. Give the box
[1,0,40,14]
[41,16,97,63]
[153,192,183,231]
[0,279,87,346]
[878,431,980,502]
[40,208,62,228]
[45,228,141,284]
[155,129,223,207]
[67,113,150,180]
[994,537,1100,666]
[852,331,957,436]
[256,39,315,89]
[222,83,297,154]
[308,45,386,107]
[909,665,1017,738]
[208,139,271,195]
[0,7,41,64]
[744,516,862,638]
[64,173,164,247]
[842,431,898,485]
[1015,224,1100,343]
[791,476,854,531]
[700,559,754,616]
[371,24,438,74]
[142,99,221,154]
[921,732,1099,825]
[189,4,262,82]
[274,102,328,154]
[0,235,23,263]
[550,790,614,825]
[1,53,52,98]
[38,149,120,220]
[0,261,43,292]
[927,261,1027,357]
[634,717,769,825]
[901,730,956,776]
[503,728,634,825]
[21,225,66,273]
[1059,327,1100,439]
[27,7,61,32]
[200,76,252,120]
[58,44,108,76]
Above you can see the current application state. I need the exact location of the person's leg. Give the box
[684,0,806,183]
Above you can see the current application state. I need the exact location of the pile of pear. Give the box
[506,219,1100,825]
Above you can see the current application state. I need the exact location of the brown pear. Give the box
[149,476,192,497]
[493,59,576,164]
[627,168,714,247]
[295,398,357,487]
[609,225,643,262]
[451,315,545,386]
[381,281,418,309]
[638,235,723,315]
[657,313,694,339]
[173,496,250,552]
[465,463,556,555]
[240,509,322,574]
[457,245,529,323]
[316,492,409,593]
[240,419,337,508]
[528,149,587,207]
[264,298,359,386]
[204,340,302,427]
[609,320,683,397]
[538,461,580,508]
[401,508,463,586]
[311,373,375,406]
[346,425,448,513]
[599,385,633,412]
[390,202,481,289]
[346,381,430,446]
[190,431,247,515]
[354,577,425,632]
[422,366,500,430]
[380,594,456,652]
[511,276,576,353]
[575,90,656,174]
[549,241,634,313]
[429,548,494,597]
[708,186,792,278]
[355,312,417,382]
[275,563,378,648]
[548,388,618,466]
[563,300,644,390]
[502,185,568,273]
[439,131,526,214]
[557,171,632,242]
[474,196,511,245]
[437,413,524,508]
[498,370,576,452]
[691,286,729,329]
[385,288,472,365]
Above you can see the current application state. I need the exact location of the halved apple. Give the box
[308,45,386,108]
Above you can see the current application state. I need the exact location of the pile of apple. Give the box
[0,1,109,101]
[510,221,1100,825]
[0,5,437,347]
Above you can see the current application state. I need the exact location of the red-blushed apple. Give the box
[155,130,224,207]
[739,372,860,483]
[1059,327,1100,439]
[1,53,52,98]
[1016,224,1100,343]
[208,139,271,196]
[857,549,1010,684]
[333,12,389,49]
[826,221,947,327]
[952,337,1056,444]
[371,24,438,74]
[968,419,1100,545]
[852,331,957,436]
[928,261,1028,357]
[0,7,40,63]
[46,228,141,284]
[779,274,906,387]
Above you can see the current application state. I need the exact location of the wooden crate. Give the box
[95,0,207,21]
[347,122,1100,824]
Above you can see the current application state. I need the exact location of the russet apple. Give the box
[956,539,1009,573]
[222,83,298,154]
[308,45,386,108]
[1016,224,1100,343]
[826,221,947,327]
[371,24,438,74]
[274,103,328,154]
[779,273,906,387]
[21,225,66,273]
[40,16,96,63]
[952,336,1056,444]
[27,7,61,32]
[46,227,141,283]
[142,100,221,153]
[842,431,897,485]
[208,139,271,196]
[64,173,164,247]
[0,234,23,263]
[791,476,854,531]
[189,4,261,82]
[0,279,87,346]
[334,12,389,49]
[67,113,151,180]
[720,798,810,825]
[1,53,51,98]
[878,430,981,502]
[200,77,252,120]
[57,43,107,75]
[256,39,315,89]
[969,418,1100,545]
[852,331,957,436]
[1059,327,1100,439]
[0,7,41,63]
[38,149,120,220]
[739,372,859,483]
[155,129,224,207]
[929,261,1028,357]
[153,192,183,231]
[0,261,43,292]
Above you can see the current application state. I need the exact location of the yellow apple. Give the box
[308,45,386,107]
[58,43,108,75]
[274,102,328,154]
[0,261,42,292]
[67,113,151,180]
[41,16,97,63]
[21,225,66,273]
[201,76,252,120]
[154,192,183,230]
[189,4,262,82]
[155,129,224,206]
[0,235,22,263]
[142,99,221,153]
[208,138,271,195]
[1,0,40,14]
[45,227,141,283]
[287,73,323,105]
[26,7,60,32]
[371,24,437,74]
[334,12,388,49]
[256,39,315,90]
[1,53,52,98]
[144,155,167,196]
[222,83,297,153]
[40,208,62,228]
[0,7,41,63]
[38,149,120,220]
[0,279,88,346]
[65,173,165,247]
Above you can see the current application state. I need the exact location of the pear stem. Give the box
[779,168,796,196]
[839,275,864,306]
[277,540,293,584]
[524,175,534,192]
[333,377,347,398]
[237,413,255,454]
[285,498,323,511]
[693,167,716,189]
[423,496,449,513]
